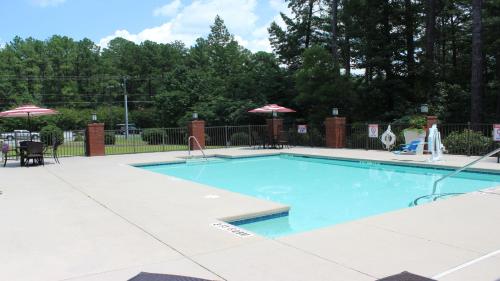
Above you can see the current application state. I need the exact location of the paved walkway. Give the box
[1,148,499,281]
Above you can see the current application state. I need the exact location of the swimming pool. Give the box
[139,154,500,237]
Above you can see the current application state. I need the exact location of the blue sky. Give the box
[0,0,289,51]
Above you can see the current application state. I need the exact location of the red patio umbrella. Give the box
[248,104,296,145]
[0,104,58,135]
[248,104,296,114]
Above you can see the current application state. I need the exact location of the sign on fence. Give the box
[297,125,307,134]
[493,124,500,141]
[368,124,378,138]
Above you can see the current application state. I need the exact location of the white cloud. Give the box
[32,0,66,7]
[269,0,287,11]
[99,0,290,53]
[153,0,182,17]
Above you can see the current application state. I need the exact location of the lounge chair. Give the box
[393,140,424,155]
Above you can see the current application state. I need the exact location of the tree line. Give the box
[269,0,499,124]
[0,0,499,131]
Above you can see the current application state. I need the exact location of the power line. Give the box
[0,101,154,106]
[0,75,169,81]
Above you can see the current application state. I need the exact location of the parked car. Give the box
[115,123,141,135]
[1,130,40,141]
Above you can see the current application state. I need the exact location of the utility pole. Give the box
[123,77,129,139]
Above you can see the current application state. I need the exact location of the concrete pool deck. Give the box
[1,147,499,281]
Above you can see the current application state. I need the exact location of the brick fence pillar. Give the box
[325,117,346,148]
[188,120,205,150]
[85,123,105,156]
[266,118,283,142]
[426,116,439,129]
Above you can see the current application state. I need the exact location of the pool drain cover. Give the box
[377,271,436,281]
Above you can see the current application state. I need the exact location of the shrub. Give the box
[393,115,427,130]
[443,129,493,155]
[104,132,116,145]
[230,132,250,146]
[408,115,427,129]
[142,128,165,145]
[40,125,64,146]
[289,130,310,146]
[307,127,324,146]
[74,132,84,142]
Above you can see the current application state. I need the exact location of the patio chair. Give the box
[251,131,266,149]
[392,139,424,155]
[22,141,45,166]
[278,130,290,149]
[44,136,62,164]
[2,142,9,167]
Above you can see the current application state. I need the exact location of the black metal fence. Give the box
[205,125,267,147]
[2,123,498,160]
[103,128,188,155]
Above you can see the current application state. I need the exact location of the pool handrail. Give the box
[188,136,207,160]
[431,147,500,197]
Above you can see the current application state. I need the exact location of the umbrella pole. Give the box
[28,112,32,140]
[271,111,275,147]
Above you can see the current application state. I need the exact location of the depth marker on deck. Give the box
[211,222,253,237]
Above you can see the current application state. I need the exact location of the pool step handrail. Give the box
[188,136,207,160]
[429,147,500,199]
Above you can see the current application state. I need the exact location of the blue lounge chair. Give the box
[393,140,423,155]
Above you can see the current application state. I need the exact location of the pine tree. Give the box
[471,0,483,124]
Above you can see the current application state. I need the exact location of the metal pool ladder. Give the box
[412,147,500,206]
[188,136,208,160]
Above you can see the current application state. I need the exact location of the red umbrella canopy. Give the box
[248,104,296,113]
[0,104,57,118]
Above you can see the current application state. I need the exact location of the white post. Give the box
[123,77,129,139]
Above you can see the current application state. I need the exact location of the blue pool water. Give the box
[139,155,500,237]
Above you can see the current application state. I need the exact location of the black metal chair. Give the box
[21,141,45,167]
[277,131,290,149]
[1,142,9,167]
[45,136,62,164]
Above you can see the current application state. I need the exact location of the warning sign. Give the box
[297,125,307,134]
[368,124,379,138]
[494,124,500,141]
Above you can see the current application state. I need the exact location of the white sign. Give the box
[368,124,379,138]
[494,124,500,141]
[297,125,307,134]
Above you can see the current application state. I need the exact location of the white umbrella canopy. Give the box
[0,104,58,134]
[0,104,57,118]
